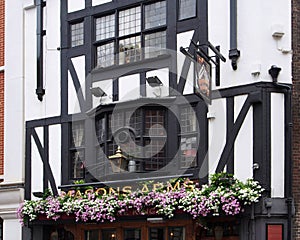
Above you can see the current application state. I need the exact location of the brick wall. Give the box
[293,0,300,238]
[0,0,4,176]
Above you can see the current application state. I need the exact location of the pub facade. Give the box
[0,0,293,239]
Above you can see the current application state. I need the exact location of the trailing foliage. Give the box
[17,173,263,225]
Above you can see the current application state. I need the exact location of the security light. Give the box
[146,76,163,87]
[90,87,107,97]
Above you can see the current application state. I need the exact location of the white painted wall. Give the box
[31,128,44,198]
[209,0,292,89]
[234,96,253,181]
[68,0,85,13]
[271,93,285,197]
[49,125,62,191]
[177,31,194,95]
[119,74,140,101]
[92,0,112,7]
[208,98,227,175]
[24,0,61,121]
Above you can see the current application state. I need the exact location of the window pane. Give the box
[71,22,84,47]
[97,42,115,67]
[71,149,84,179]
[180,107,197,133]
[71,122,85,147]
[145,109,165,136]
[124,228,141,240]
[169,227,185,240]
[144,139,166,171]
[150,228,164,240]
[126,109,142,136]
[85,230,99,240]
[144,31,166,59]
[119,6,141,36]
[96,14,115,41]
[102,229,117,240]
[145,1,166,29]
[96,117,105,143]
[119,36,141,64]
[180,136,197,168]
[178,0,196,20]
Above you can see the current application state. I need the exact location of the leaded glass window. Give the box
[179,106,198,168]
[71,22,84,47]
[178,0,196,20]
[95,1,166,68]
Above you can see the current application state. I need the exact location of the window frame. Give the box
[93,1,168,69]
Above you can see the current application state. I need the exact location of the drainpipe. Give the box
[228,0,240,70]
[36,0,46,101]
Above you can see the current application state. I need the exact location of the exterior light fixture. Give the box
[146,76,163,87]
[268,65,281,83]
[108,146,128,173]
[90,87,107,97]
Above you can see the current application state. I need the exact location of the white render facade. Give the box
[0,0,293,239]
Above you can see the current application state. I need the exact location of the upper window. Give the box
[71,22,84,47]
[95,1,167,68]
[178,0,196,20]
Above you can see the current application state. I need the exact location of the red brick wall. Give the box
[0,0,4,176]
[293,0,300,238]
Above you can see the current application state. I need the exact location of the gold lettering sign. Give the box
[61,180,195,198]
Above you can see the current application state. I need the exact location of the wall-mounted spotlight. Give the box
[146,76,163,87]
[268,65,281,83]
[33,192,44,198]
[90,87,107,97]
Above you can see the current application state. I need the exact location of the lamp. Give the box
[146,76,163,87]
[90,87,107,97]
[108,146,128,173]
[268,65,281,82]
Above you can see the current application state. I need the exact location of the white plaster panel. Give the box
[146,68,169,97]
[68,56,86,115]
[68,0,85,13]
[49,125,62,190]
[92,0,112,6]
[207,99,227,175]
[44,51,61,118]
[31,135,44,198]
[92,79,113,108]
[4,0,25,183]
[119,74,140,101]
[177,31,194,95]
[271,93,285,197]
[72,56,86,99]
[234,96,253,181]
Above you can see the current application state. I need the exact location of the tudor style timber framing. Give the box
[24,82,292,200]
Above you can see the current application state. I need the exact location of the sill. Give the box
[91,54,172,82]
